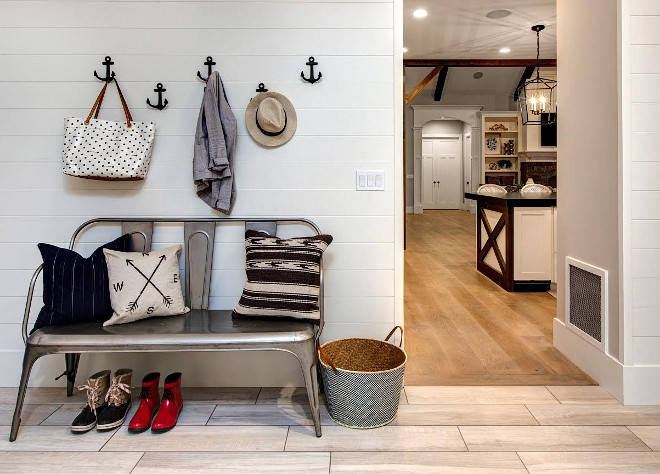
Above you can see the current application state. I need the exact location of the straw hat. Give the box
[245,92,297,147]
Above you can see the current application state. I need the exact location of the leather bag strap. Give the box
[113,78,133,127]
[85,81,109,125]
[84,78,133,128]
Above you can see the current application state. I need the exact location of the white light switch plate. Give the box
[356,170,385,191]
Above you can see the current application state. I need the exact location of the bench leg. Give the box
[297,342,322,437]
[10,346,42,441]
[64,353,81,397]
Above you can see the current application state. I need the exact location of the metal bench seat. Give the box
[10,217,323,441]
[28,310,316,349]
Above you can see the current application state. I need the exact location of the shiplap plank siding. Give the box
[630,2,660,364]
[0,109,394,136]
[0,0,398,387]
[0,2,393,28]
[0,29,393,55]
[0,55,394,83]
[0,135,396,162]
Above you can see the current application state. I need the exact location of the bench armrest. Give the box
[22,264,43,344]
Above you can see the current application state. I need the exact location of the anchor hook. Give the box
[301,56,322,84]
[197,56,216,82]
[93,56,115,82]
[146,83,168,110]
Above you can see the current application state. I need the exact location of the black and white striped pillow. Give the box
[232,230,333,322]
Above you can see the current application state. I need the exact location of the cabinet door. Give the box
[514,207,553,281]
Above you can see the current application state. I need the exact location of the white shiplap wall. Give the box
[628,0,660,365]
[0,0,403,387]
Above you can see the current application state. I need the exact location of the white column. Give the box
[412,126,424,214]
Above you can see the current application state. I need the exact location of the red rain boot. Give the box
[128,372,160,433]
[151,372,183,433]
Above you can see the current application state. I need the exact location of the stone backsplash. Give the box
[521,161,557,188]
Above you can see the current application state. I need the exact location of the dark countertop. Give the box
[465,192,557,207]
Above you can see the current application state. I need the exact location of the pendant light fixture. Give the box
[516,25,557,125]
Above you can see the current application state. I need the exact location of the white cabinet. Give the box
[479,112,522,185]
[514,207,553,281]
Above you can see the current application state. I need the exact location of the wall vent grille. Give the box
[565,257,608,352]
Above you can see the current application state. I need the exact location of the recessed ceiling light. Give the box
[403,47,408,53]
[473,72,484,79]
[486,9,511,19]
[413,8,428,18]
[499,47,511,54]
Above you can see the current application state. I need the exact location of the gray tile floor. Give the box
[1,386,660,472]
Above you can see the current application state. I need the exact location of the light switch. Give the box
[356,170,385,191]
[358,172,366,188]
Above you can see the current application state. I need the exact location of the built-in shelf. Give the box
[480,112,523,185]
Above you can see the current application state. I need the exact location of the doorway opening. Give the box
[402,2,594,386]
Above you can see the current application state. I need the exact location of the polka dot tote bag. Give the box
[62,78,155,181]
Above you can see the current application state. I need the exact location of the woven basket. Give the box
[318,326,406,429]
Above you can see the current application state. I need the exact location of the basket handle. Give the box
[384,326,404,347]
[317,345,338,374]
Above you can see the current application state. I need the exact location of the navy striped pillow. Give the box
[32,234,131,332]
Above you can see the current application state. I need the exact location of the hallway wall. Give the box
[0,0,403,387]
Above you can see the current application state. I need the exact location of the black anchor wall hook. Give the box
[301,56,322,84]
[197,56,216,82]
[146,83,168,110]
[255,83,268,93]
[94,56,115,82]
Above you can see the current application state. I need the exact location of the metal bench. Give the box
[10,217,324,441]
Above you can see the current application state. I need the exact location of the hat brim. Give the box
[245,92,297,147]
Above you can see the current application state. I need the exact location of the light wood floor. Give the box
[405,210,595,386]
[3,385,660,473]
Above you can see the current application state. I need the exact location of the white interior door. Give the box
[430,138,461,209]
[421,139,434,209]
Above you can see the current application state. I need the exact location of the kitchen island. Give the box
[465,192,557,292]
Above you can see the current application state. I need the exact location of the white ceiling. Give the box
[404,0,557,59]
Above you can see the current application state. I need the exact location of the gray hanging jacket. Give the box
[193,71,238,214]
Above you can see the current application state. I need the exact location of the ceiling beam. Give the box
[513,66,536,101]
[433,66,449,101]
[404,59,556,68]
[404,66,443,105]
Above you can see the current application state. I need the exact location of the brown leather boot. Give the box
[71,370,111,433]
[97,368,132,430]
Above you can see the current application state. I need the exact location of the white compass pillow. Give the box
[103,245,189,326]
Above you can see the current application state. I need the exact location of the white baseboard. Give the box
[406,206,414,214]
[554,318,660,404]
[413,204,423,214]
[469,204,476,214]
[553,318,624,402]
